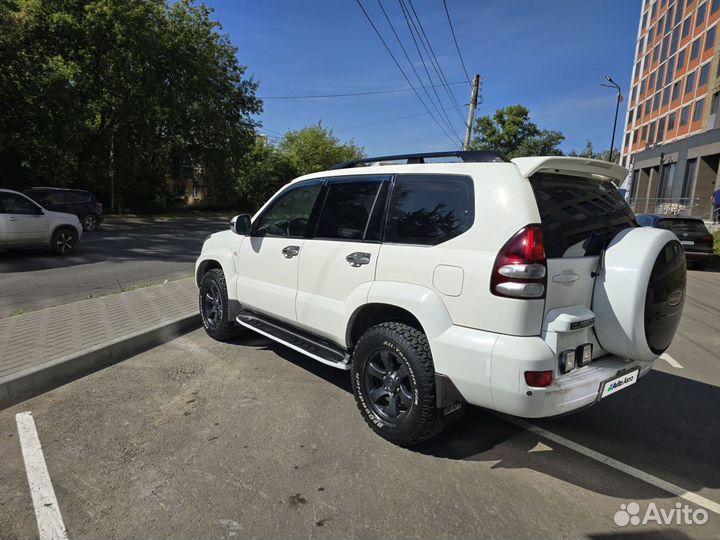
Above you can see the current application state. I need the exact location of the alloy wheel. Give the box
[55,231,75,253]
[202,282,223,330]
[363,349,414,423]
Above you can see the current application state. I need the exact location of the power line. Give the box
[258,81,466,100]
[336,104,459,133]
[375,0,462,144]
[401,0,467,126]
[354,0,459,147]
[442,0,471,85]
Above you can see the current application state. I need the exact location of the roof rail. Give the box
[329,150,508,170]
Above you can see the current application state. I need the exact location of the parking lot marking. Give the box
[16,412,69,540]
[507,416,720,516]
[660,353,683,369]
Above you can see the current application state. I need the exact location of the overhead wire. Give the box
[353,0,460,147]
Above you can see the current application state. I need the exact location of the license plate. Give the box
[680,240,694,245]
[600,369,640,399]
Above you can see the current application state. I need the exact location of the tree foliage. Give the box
[470,105,565,159]
[237,125,365,212]
[278,123,364,177]
[568,141,620,163]
[0,0,261,211]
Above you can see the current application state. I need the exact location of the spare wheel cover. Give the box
[592,227,686,362]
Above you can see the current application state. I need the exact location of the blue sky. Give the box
[205,0,642,155]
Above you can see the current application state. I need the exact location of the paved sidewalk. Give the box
[0,278,198,404]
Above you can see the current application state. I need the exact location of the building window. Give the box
[648,27,655,44]
[643,11,648,28]
[682,16,692,37]
[641,78,647,95]
[657,117,666,142]
[648,121,657,142]
[675,3,684,24]
[672,80,681,100]
[668,111,677,130]
[653,91,662,111]
[680,104,691,124]
[693,98,705,121]
[642,124,649,140]
[656,65,665,90]
[645,53,651,73]
[699,62,711,86]
[652,1,658,17]
[696,2,707,26]
[677,48,686,69]
[671,27,680,54]
[712,0,720,14]
[653,44,661,62]
[706,26,716,50]
[690,37,701,59]
[650,72,656,88]
[685,70,696,93]
[710,91,720,114]
[666,7,674,32]
[661,35,670,60]
[662,86,671,106]
[665,57,676,84]
[633,128,640,143]
[681,158,696,199]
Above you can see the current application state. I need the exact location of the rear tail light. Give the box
[491,225,547,299]
[702,234,713,241]
[96,201,103,209]
[524,370,553,387]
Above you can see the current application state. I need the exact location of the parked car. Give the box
[637,213,714,269]
[24,187,103,231]
[0,188,82,254]
[195,151,686,446]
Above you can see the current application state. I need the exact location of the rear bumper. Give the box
[431,326,654,419]
[684,250,712,261]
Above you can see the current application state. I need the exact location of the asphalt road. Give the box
[0,269,718,539]
[0,216,230,317]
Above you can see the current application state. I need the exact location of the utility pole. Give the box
[464,74,480,150]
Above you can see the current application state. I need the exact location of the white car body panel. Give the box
[195,156,683,421]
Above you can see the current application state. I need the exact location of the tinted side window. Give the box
[65,191,91,203]
[315,178,386,240]
[385,174,474,246]
[253,183,322,238]
[0,193,41,215]
[530,173,637,258]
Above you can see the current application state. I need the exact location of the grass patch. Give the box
[714,230,720,256]
[9,308,24,317]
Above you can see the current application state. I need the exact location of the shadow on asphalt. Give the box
[229,332,720,502]
[0,217,230,273]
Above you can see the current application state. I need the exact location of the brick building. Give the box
[621,0,720,219]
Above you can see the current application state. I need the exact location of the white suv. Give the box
[195,151,686,446]
[0,188,83,255]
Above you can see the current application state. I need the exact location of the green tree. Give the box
[0,0,261,211]
[237,137,296,212]
[470,105,564,159]
[568,141,620,162]
[278,123,364,177]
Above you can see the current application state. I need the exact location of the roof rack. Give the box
[329,150,508,170]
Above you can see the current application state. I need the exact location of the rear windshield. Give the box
[656,219,708,234]
[530,173,636,258]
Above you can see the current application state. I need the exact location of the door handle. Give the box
[346,252,371,267]
[8,217,17,221]
[282,245,300,258]
[552,272,580,284]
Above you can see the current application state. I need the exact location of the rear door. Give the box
[529,173,637,320]
[296,175,389,343]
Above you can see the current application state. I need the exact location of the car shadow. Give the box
[228,333,720,502]
[0,217,230,273]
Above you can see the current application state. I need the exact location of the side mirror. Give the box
[230,214,251,235]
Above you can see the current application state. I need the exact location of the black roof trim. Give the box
[330,150,508,170]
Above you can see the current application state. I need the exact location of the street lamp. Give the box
[601,75,623,163]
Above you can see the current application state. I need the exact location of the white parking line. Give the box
[660,353,683,369]
[507,416,720,516]
[16,412,68,540]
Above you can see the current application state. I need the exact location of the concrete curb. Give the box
[0,312,201,410]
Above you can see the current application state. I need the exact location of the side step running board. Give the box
[236,310,351,370]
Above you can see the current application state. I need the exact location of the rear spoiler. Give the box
[511,157,628,186]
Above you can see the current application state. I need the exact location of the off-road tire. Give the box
[199,268,241,341]
[51,227,78,255]
[351,322,445,446]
